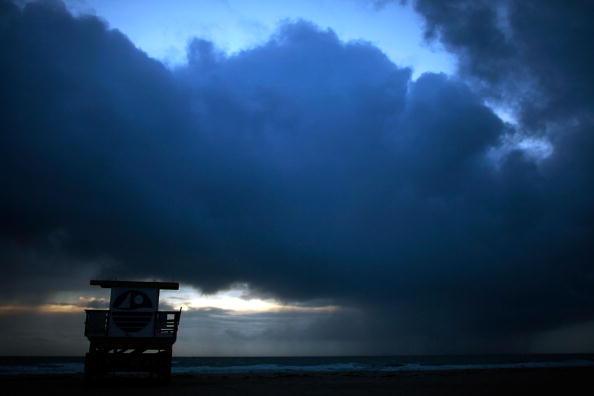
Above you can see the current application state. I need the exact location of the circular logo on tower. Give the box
[113,290,153,310]
[111,290,154,333]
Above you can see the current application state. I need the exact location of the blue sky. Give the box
[64,0,454,78]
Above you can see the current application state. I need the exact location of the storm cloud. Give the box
[1,0,593,353]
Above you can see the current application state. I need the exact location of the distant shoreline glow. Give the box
[0,304,84,314]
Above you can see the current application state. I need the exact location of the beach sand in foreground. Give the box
[2,367,592,395]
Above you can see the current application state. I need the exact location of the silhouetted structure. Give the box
[84,280,181,382]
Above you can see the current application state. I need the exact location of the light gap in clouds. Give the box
[161,285,340,313]
[63,0,455,78]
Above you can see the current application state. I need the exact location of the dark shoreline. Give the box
[2,367,593,395]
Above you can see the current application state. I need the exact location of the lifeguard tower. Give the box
[84,280,182,381]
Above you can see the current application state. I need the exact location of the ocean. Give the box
[1,354,594,375]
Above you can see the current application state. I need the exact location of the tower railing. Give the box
[85,309,181,338]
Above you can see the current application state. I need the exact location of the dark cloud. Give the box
[1,0,593,353]
[413,0,594,127]
[407,0,594,345]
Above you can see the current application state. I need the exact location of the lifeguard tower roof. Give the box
[90,280,179,290]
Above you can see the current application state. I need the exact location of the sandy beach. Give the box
[1,367,592,395]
